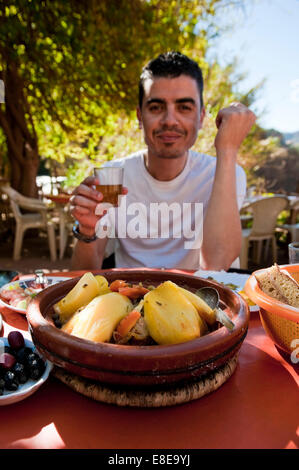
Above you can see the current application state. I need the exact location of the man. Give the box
[70,51,256,271]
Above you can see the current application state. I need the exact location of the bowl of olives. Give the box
[0,330,53,405]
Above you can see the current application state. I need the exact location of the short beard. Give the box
[155,150,184,159]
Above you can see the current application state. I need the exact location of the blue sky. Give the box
[206,0,299,133]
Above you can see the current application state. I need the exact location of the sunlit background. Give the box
[208,0,299,133]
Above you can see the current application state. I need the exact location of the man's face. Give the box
[137,75,205,160]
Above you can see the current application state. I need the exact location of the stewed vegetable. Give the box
[53,273,234,346]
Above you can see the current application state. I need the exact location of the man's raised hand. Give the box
[214,102,256,156]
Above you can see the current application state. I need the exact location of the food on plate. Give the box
[112,300,151,345]
[109,279,129,291]
[115,309,141,339]
[8,330,25,350]
[61,292,133,342]
[0,353,16,370]
[237,290,256,306]
[206,276,238,291]
[143,281,208,345]
[53,274,231,346]
[0,330,46,395]
[118,285,150,299]
[202,274,256,308]
[255,263,299,308]
[175,284,216,325]
[0,276,71,312]
[0,282,42,310]
[53,272,110,322]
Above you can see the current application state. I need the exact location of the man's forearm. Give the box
[200,152,242,271]
[71,237,108,270]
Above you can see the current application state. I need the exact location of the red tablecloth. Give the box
[0,271,298,450]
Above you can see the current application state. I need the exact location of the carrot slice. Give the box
[118,286,149,299]
[116,310,141,338]
[109,280,129,292]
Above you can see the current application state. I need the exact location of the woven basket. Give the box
[259,308,299,354]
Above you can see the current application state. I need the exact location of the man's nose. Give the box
[160,106,178,126]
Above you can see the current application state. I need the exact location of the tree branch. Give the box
[0,108,25,165]
[5,99,34,143]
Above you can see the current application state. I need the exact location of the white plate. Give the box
[0,337,53,406]
[194,270,258,312]
[0,276,70,314]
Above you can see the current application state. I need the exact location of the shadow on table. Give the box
[275,344,299,372]
[15,343,297,450]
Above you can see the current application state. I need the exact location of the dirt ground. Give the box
[0,228,73,275]
[0,226,290,276]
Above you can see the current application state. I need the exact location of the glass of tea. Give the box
[289,242,299,264]
[93,166,124,206]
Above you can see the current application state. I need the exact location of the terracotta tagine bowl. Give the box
[26,269,250,388]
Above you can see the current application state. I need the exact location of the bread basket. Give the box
[244,264,299,355]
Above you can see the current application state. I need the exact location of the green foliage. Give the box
[0,0,282,192]
[0,0,227,186]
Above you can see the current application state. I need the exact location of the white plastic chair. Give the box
[240,196,289,269]
[58,209,74,259]
[1,185,57,261]
[277,197,299,242]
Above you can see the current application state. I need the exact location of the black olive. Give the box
[15,347,32,364]
[24,354,35,368]
[0,378,5,389]
[4,346,16,357]
[29,357,45,380]
[13,362,28,384]
[26,353,40,367]
[4,370,19,391]
[29,366,43,381]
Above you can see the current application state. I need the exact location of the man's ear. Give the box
[198,106,205,130]
[136,107,142,129]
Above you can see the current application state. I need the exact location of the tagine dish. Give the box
[27,269,249,387]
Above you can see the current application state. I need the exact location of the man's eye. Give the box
[149,104,161,113]
[178,104,192,112]
[149,104,162,112]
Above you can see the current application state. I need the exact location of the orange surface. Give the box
[0,270,298,450]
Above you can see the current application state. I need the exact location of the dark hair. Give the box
[138,51,204,109]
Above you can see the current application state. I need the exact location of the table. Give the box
[0,270,298,450]
[46,194,73,259]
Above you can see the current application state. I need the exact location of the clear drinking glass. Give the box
[94,167,124,206]
[288,242,299,264]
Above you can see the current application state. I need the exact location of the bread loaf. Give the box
[255,264,299,308]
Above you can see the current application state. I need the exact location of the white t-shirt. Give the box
[98,150,246,270]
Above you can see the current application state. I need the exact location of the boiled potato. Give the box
[95,275,111,295]
[176,284,216,325]
[61,292,133,342]
[144,281,207,345]
[54,272,106,323]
